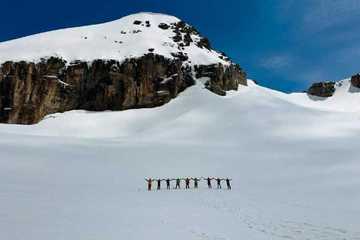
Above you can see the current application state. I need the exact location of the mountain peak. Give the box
[0,12,230,66]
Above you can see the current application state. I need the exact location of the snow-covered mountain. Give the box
[1,12,360,240]
[0,12,228,65]
[0,12,246,124]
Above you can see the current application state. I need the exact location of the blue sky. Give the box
[1,0,360,92]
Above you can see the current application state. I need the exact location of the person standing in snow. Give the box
[185,177,190,189]
[226,178,232,190]
[145,178,154,191]
[192,177,201,189]
[204,177,214,188]
[175,178,181,189]
[216,178,222,189]
[166,178,171,190]
[156,179,162,190]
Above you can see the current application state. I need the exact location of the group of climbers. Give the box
[145,177,232,191]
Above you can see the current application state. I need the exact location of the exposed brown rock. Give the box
[0,54,195,124]
[195,63,247,95]
[0,52,247,124]
[351,73,360,88]
[307,82,335,97]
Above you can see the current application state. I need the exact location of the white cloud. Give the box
[259,54,291,70]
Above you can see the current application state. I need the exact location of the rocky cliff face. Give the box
[307,82,336,97]
[195,64,247,96]
[351,74,360,88]
[0,54,246,124]
[0,13,248,124]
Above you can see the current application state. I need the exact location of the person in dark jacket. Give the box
[185,177,190,189]
[204,177,214,188]
[157,179,162,190]
[192,177,201,188]
[216,178,222,189]
[166,178,171,190]
[145,178,153,191]
[226,178,232,190]
[175,178,181,189]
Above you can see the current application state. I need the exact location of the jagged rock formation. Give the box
[307,82,336,97]
[195,64,246,96]
[0,54,246,124]
[0,55,195,124]
[351,74,360,88]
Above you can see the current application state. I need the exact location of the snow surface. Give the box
[1,79,360,240]
[286,79,360,112]
[0,12,228,66]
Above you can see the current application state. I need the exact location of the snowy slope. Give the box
[0,12,228,66]
[245,79,360,113]
[0,79,360,240]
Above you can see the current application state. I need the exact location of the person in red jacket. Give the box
[145,178,154,191]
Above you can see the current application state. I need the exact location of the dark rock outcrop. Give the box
[307,82,335,97]
[0,55,195,124]
[0,54,246,124]
[158,23,170,30]
[195,64,247,96]
[351,74,360,88]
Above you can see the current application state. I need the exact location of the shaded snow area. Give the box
[0,12,228,66]
[1,80,360,240]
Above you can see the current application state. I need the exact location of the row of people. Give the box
[145,177,232,191]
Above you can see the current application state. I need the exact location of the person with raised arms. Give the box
[145,178,154,191]
[216,177,223,189]
[175,178,181,189]
[156,179,163,190]
[192,177,201,189]
[203,177,214,188]
[165,178,172,190]
[184,177,191,189]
